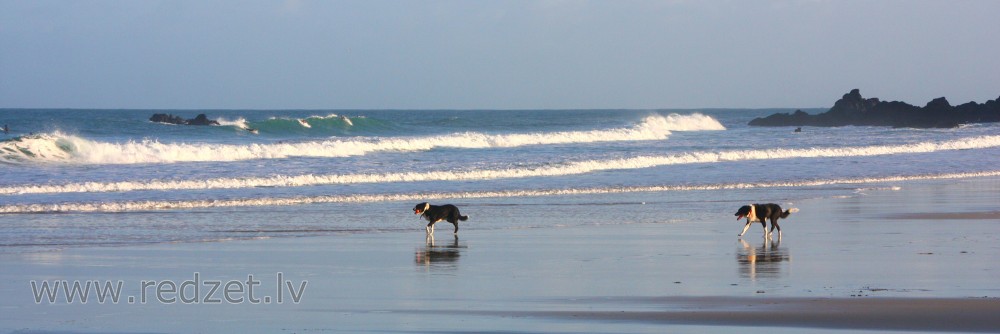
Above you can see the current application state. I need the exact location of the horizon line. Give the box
[0,106,829,112]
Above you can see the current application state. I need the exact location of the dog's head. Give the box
[413,202,430,215]
[734,205,752,220]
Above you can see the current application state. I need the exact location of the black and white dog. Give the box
[413,202,469,235]
[734,203,798,238]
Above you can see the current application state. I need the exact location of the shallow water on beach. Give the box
[3,108,1000,252]
[2,178,998,333]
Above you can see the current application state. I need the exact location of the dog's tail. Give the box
[459,215,469,221]
[780,208,799,219]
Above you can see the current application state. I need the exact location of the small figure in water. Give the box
[3,124,8,134]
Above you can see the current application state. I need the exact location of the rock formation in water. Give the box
[749,89,1000,128]
[149,113,220,126]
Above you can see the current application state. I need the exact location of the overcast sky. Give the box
[2,0,998,109]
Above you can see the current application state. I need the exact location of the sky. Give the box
[1,0,999,110]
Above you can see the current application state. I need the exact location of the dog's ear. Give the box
[414,202,430,213]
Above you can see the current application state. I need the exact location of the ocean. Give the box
[2,108,999,252]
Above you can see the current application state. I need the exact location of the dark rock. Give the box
[149,113,220,126]
[749,89,1000,128]
[186,114,220,126]
[149,113,187,125]
[924,97,951,110]
[829,88,880,115]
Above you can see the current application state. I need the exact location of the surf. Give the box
[4,134,1000,195]
[0,114,723,165]
[2,171,997,213]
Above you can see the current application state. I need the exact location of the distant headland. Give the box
[749,89,1000,128]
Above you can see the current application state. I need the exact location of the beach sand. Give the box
[1,177,999,333]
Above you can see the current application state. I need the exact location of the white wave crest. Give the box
[650,113,726,131]
[304,113,339,119]
[4,135,1000,195]
[0,134,78,163]
[0,114,722,165]
[3,171,998,213]
[215,117,249,129]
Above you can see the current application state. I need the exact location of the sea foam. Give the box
[3,171,998,213]
[3,134,1000,195]
[215,117,250,129]
[0,114,723,165]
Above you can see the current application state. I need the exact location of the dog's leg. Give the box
[426,222,435,235]
[451,221,459,234]
[761,222,771,239]
[739,221,752,237]
[771,219,782,239]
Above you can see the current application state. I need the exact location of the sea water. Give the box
[2,108,999,251]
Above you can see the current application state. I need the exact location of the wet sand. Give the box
[887,211,1000,220]
[439,296,1000,332]
[1,177,999,333]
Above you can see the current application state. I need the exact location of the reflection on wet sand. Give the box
[737,239,790,280]
[415,234,467,269]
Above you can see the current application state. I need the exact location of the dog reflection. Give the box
[737,239,790,280]
[415,234,465,269]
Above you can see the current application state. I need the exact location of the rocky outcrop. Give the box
[149,113,187,125]
[749,89,1000,128]
[149,113,220,126]
[185,114,220,126]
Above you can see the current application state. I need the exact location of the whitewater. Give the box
[2,108,999,250]
[0,114,722,165]
[3,134,1000,196]
[4,171,999,214]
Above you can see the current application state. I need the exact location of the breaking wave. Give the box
[215,117,250,129]
[251,114,360,132]
[3,134,1000,195]
[0,114,723,165]
[212,114,359,132]
[2,171,997,213]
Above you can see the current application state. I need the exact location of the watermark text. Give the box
[30,272,307,305]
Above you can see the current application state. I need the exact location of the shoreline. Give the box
[2,176,999,333]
